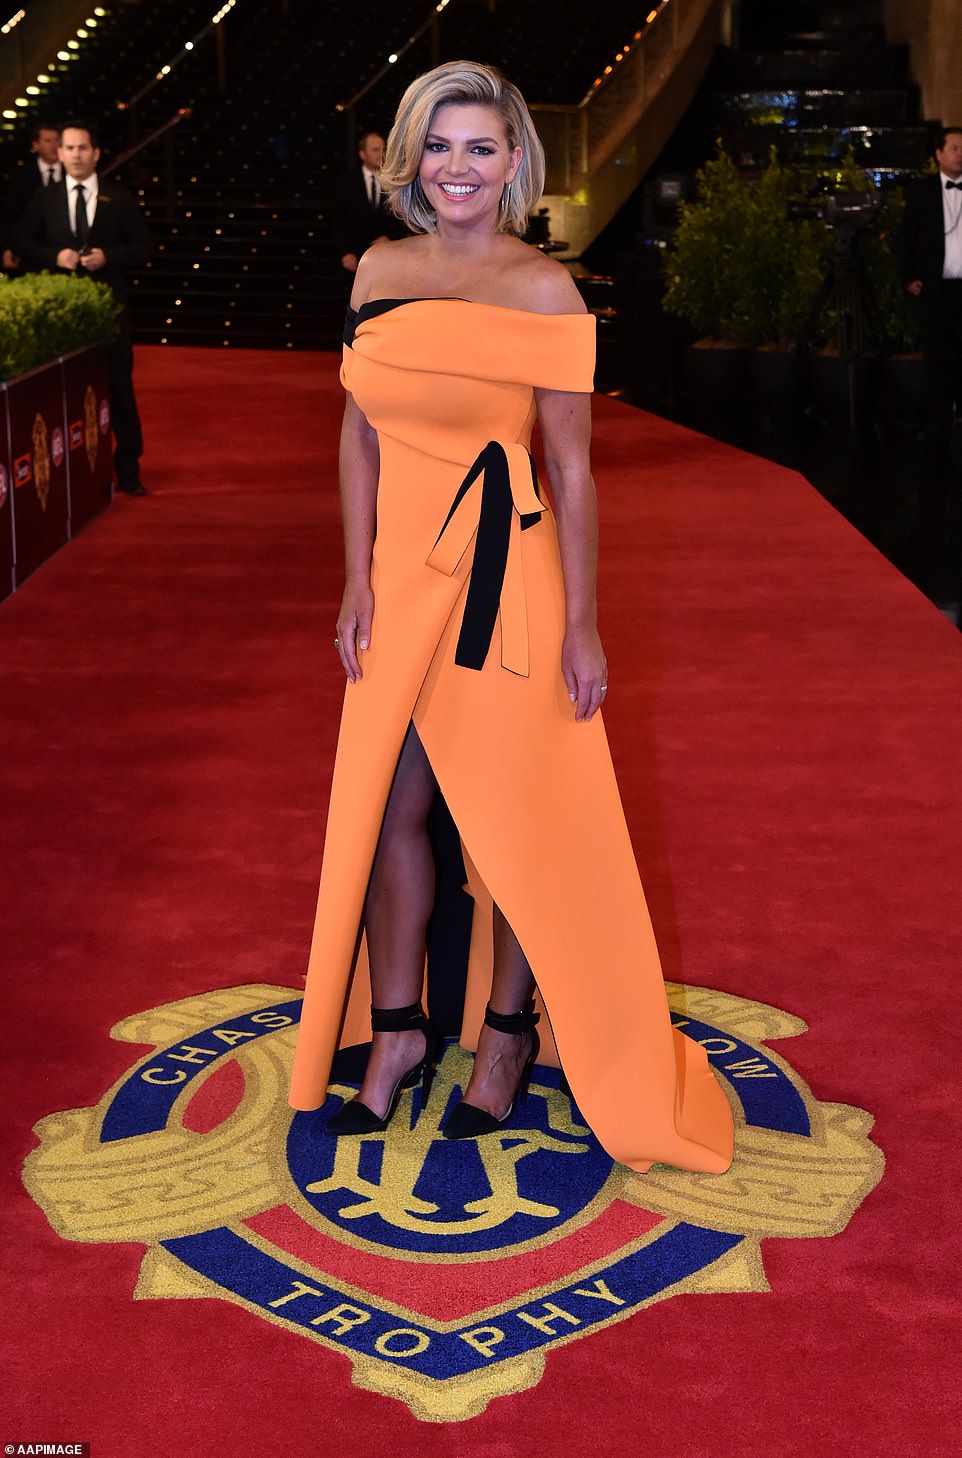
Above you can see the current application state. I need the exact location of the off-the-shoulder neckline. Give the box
[350,297,590,321]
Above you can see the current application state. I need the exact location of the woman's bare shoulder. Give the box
[350,236,428,309]
[506,246,587,315]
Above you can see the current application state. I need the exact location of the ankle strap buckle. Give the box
[370,1002,426,1033]
[483,1001,540,1036]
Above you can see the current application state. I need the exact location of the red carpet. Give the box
[3,345,961,1454]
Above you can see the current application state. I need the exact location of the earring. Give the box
[501,180,513,212]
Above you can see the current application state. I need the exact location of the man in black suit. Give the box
[896,126,962,440]
[13,121,153,496]
[1,121,62,272]
[333,130,401,279]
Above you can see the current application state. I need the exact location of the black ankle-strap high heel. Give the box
[441,1000,541,1140]
[326,1001,441,1135]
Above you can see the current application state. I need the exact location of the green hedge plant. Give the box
[661,145,915,351]
[0,272,120,381]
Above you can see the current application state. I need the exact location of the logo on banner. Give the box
[51,426,65,470]
[99,398,110,435]
[69,420,83,450]
[23,984,884,1424]
[14,453,31,487]
[84,386,99,471]
[32,412,50,511]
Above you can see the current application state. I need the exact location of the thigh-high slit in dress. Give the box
[288,298,735,1176]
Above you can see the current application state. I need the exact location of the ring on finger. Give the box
[334,637,340,647]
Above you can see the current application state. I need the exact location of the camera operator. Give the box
[896,126,962,442]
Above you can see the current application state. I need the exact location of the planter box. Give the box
[879,353,925,434]
[684,342,749,402]
[747,346,803,423]
[0,344,111,594]
[0,442,11,602]
[6,356,69,587]
[806,351,882,434]
[62,346,112,534]
[683,342,750,443]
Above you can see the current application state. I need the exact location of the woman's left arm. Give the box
[535,385,607,722]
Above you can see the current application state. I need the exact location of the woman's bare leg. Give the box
[354,724,437,1118]
[459,905,537,1118]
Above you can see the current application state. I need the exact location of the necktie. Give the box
[369,173,377,206]
[74,184,88,247]
[45,167,55,186]
[947,181,961,191]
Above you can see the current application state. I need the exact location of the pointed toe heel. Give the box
[327,1097,388,1135]
[441,1001,540,1140]
[326,1001,440,1136]
[442,1100,501,1140]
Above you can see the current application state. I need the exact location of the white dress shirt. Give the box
[361,164,379,207]
[67,172,99,235]
[36,158,62,186]
[940,172,962,279]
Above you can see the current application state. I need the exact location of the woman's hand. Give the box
[335,581,374,683]
[562,624,607,722]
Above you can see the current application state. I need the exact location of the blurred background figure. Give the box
[14,121,154,496]
[896,126,962,444]
[333,130,404,279]
[1,122,62,273]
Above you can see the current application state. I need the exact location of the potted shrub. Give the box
[0,272,119,380]
[872,182,925,434]
[661,148,753,414]
[801,152,908,431]
[0,273,119,594]
[662,148,827,425]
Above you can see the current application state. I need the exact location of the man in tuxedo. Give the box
[896,126,962,440]
[333,130,400,278]
[13,121,153,496]
[1,122,62,271]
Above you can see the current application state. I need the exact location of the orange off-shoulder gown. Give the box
[288,298,734,1176]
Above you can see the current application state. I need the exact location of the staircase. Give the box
[665,0,927,194]
[1,0,744,359]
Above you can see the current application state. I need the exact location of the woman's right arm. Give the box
[335,392,378,683]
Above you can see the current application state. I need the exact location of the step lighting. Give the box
[128,0,239,107]
[588,1,669,96]
[338,0,457,111]
[1,9,26,35]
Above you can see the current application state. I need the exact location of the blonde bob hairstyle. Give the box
[379,60,545,237]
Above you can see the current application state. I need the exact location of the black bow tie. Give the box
[947,181,962,190]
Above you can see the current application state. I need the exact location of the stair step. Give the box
[679,123,931,173]
[712,45,910,89]
[697,89,915,128]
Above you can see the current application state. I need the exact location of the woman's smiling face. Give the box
[418,102,522,227]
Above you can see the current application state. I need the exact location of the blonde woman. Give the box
[289,61,733,1174]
